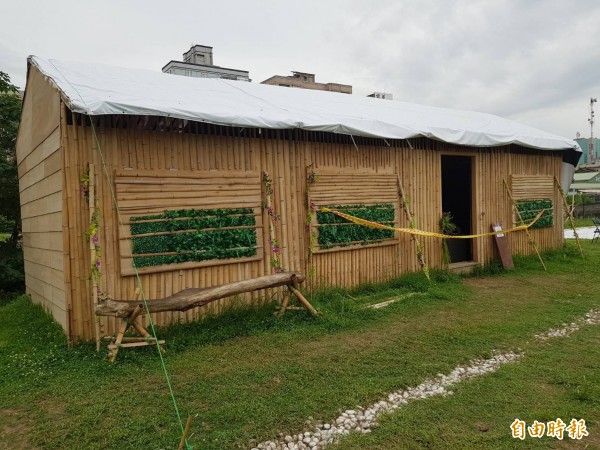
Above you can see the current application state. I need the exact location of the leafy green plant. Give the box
[0,239,24,291]
[262,172,284,272]
[130,208,258,268]
[439,212,458,268]
[516,199,553,229]
[305,171,320,277]
[0,72,23,291]
[316,204,395,249]
[567,193,595,206]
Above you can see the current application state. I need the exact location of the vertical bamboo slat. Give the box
[58,118,564,340]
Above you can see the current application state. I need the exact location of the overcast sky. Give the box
[2,0,599,139]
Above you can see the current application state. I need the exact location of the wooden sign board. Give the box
[492,223,514,269]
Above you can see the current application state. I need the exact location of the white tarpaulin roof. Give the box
[30,56,581,153]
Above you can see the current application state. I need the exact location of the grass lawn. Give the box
[569,217,595,228]
[1,240,599,449]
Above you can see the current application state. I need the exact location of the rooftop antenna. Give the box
[588,97,597,164]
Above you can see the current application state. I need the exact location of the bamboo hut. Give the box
[16,56,581,343]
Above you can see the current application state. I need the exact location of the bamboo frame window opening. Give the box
[115,169,263,275]
[307,170,400,253]
[316,204,396,249]
[510,174,555,229]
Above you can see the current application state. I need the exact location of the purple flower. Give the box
[272,246,280,254]
[95,258,101,269]
[274,266,282,273]
[91,235,99,244]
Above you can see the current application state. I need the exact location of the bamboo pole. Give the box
[287,285,318,317]
[108,304,144,363]
[554,176,583,257]
[88,164,102,351]
[177,416,193,450]
[276,292,290,316]
[397,175,430,280]
[502,179,546,271]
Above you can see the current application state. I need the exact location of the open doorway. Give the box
[441,155,473,263]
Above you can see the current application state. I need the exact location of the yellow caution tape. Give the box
[319,207,545,239]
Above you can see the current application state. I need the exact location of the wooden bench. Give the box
[96,271,316,362]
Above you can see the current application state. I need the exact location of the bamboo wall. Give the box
[58,110,563,341]
[16,67,67,331]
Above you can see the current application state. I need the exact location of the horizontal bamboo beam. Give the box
[123,224,261,240]
[123,245,261,259]
[96,271,306,318]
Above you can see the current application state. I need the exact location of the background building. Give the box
[367,92,393,100]
[261,71,351,94]
[575,137,599,166]
[162,45,250,81]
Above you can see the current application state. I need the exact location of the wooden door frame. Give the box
[439,151,478,263]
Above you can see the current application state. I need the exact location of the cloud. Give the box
[1,0,598,137]
[332,0,600,136]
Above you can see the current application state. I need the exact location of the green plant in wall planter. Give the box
[305,170,320,277]
[316,204,395,249]
[130,208,258,268]
[516,199,553,229]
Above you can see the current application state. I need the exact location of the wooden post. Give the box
[397,175,430,279]
[502,179,546,271]
[554,176,584,257]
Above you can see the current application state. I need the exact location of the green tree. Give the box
[0,71,24,291]
[0,72,21,234]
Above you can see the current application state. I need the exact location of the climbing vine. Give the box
[316,204,395,249]
[88,207,102,282]
[80,164,90,200]
[305,170,319,276]
[516,199,553,229]
[262,172,284,273]
[81,164,101,289]
[82,163,104,341]
[130,208,258,268]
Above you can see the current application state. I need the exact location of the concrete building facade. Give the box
[575,137,600,166]
[261,71,352,94]
[162,45,250,81]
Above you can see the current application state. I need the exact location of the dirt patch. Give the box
[0,408,37,450]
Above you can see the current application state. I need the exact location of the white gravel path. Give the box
[564,226,598,239]
[250,307,600,450]
[534,309,600,341]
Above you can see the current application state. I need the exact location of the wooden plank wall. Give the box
[60,115,563,340]
[15,67,66,331]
